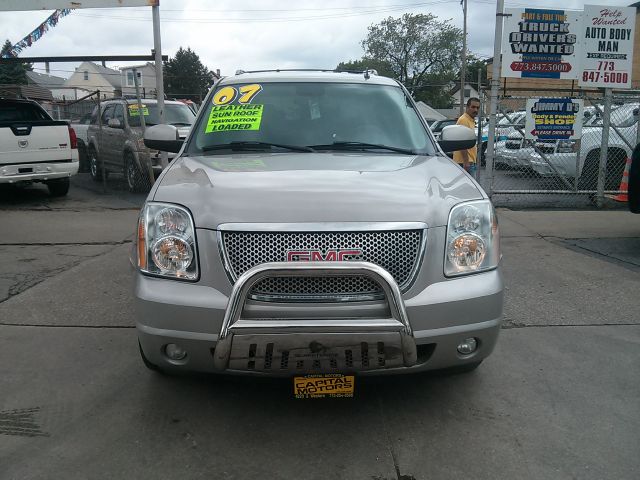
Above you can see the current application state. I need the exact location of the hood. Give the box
[152,152,484,229]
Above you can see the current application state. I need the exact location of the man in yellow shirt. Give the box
[453,97,480,176]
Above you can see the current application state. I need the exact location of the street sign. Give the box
[0,0,158,10]
[501,8,583,80]
[579,5,636,89]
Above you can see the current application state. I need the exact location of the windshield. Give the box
[188,82,435,155]
[128,103,196,127]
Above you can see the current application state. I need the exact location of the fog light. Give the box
[457,337,478,355]
[164,343,187,361]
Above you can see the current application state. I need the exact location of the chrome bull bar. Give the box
[212,261,417,373]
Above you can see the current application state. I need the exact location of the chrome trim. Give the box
[216,224,428,301]
[216,230,237,287]
[212,261,417,371]
[217,221,429,232]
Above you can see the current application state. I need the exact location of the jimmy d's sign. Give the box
[579,5,636,88]
[525,98,584,141]
[501,8,583,80]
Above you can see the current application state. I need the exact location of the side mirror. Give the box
[108,118,122,128]
[438,125,477,152]
[143,124,184,153]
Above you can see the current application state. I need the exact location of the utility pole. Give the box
[152,4,167,168]
[484,0,506,198]
[459,0,468,116]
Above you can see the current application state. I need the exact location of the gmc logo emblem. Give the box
[286,249,363,262]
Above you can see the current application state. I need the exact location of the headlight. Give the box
[445,200,500,277]
[137,202,199,280]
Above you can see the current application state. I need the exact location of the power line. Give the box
[71,1,456,24]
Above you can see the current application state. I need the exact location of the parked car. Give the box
[0,98,79,196]
[86,99,196,192]
[429,118,457,140]
[133,70,503,382]
[495,132,534,170]
[529,103,638,189]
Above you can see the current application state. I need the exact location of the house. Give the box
[63,61,121,99]
[450,83,481,110]
[26,70,93,101]
[120,62,157,98]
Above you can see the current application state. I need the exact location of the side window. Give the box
[113,104,125,125]
[101,104,114,124]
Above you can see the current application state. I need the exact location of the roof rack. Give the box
[234,68,378,77]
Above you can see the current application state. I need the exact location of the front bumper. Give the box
[134,260,503,376]
[0,158,79,183]
[529,152,577,177]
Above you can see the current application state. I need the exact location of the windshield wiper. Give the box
[202,141,315,153]
[310,141,416,155]
[170,122,192,126]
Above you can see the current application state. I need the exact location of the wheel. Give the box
[579,149,627,191]
[47,177,70,197]
[139,341,163,373]
[125,152,147,193]
[89,148,106,182]
[578,150,600,190]
[604,148,627,191]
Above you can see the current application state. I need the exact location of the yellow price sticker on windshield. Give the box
[205,104,264,133]
[128,104,149,116]
[213,84,262,105]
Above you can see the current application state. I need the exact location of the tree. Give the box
[164,47,215,102]
[0,39,32,85]
[335,58,396,78]
[361,14,463,95]
[464,54,488,89]
[413,73,457,109]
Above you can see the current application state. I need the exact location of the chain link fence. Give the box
[479,89,639,208]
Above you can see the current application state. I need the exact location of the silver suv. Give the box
[134,70,503,386]
[86,99,195,192]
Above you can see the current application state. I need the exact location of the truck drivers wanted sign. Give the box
[501,8,583,80]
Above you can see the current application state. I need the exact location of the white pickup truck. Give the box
[0,98,79,196]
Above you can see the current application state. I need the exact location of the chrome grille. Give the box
[221,230,424,301]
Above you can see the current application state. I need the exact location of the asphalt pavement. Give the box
[0,175,638,480]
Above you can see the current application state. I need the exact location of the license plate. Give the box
[293,374,354,399]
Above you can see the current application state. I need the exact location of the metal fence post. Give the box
[484,0,506,198]
[132,68,155,186]
[96,90,106,194]
[596,88,612,207]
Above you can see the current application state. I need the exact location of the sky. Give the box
[0,0,635,86]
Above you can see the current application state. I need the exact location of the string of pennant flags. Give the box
[2,9,72,58]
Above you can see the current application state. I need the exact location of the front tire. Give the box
[125,152,147,193]
[579,149,627,191]
[47,177,70,197]
[89,148,106,182]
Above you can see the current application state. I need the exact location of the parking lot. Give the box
[1,174,639,480]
